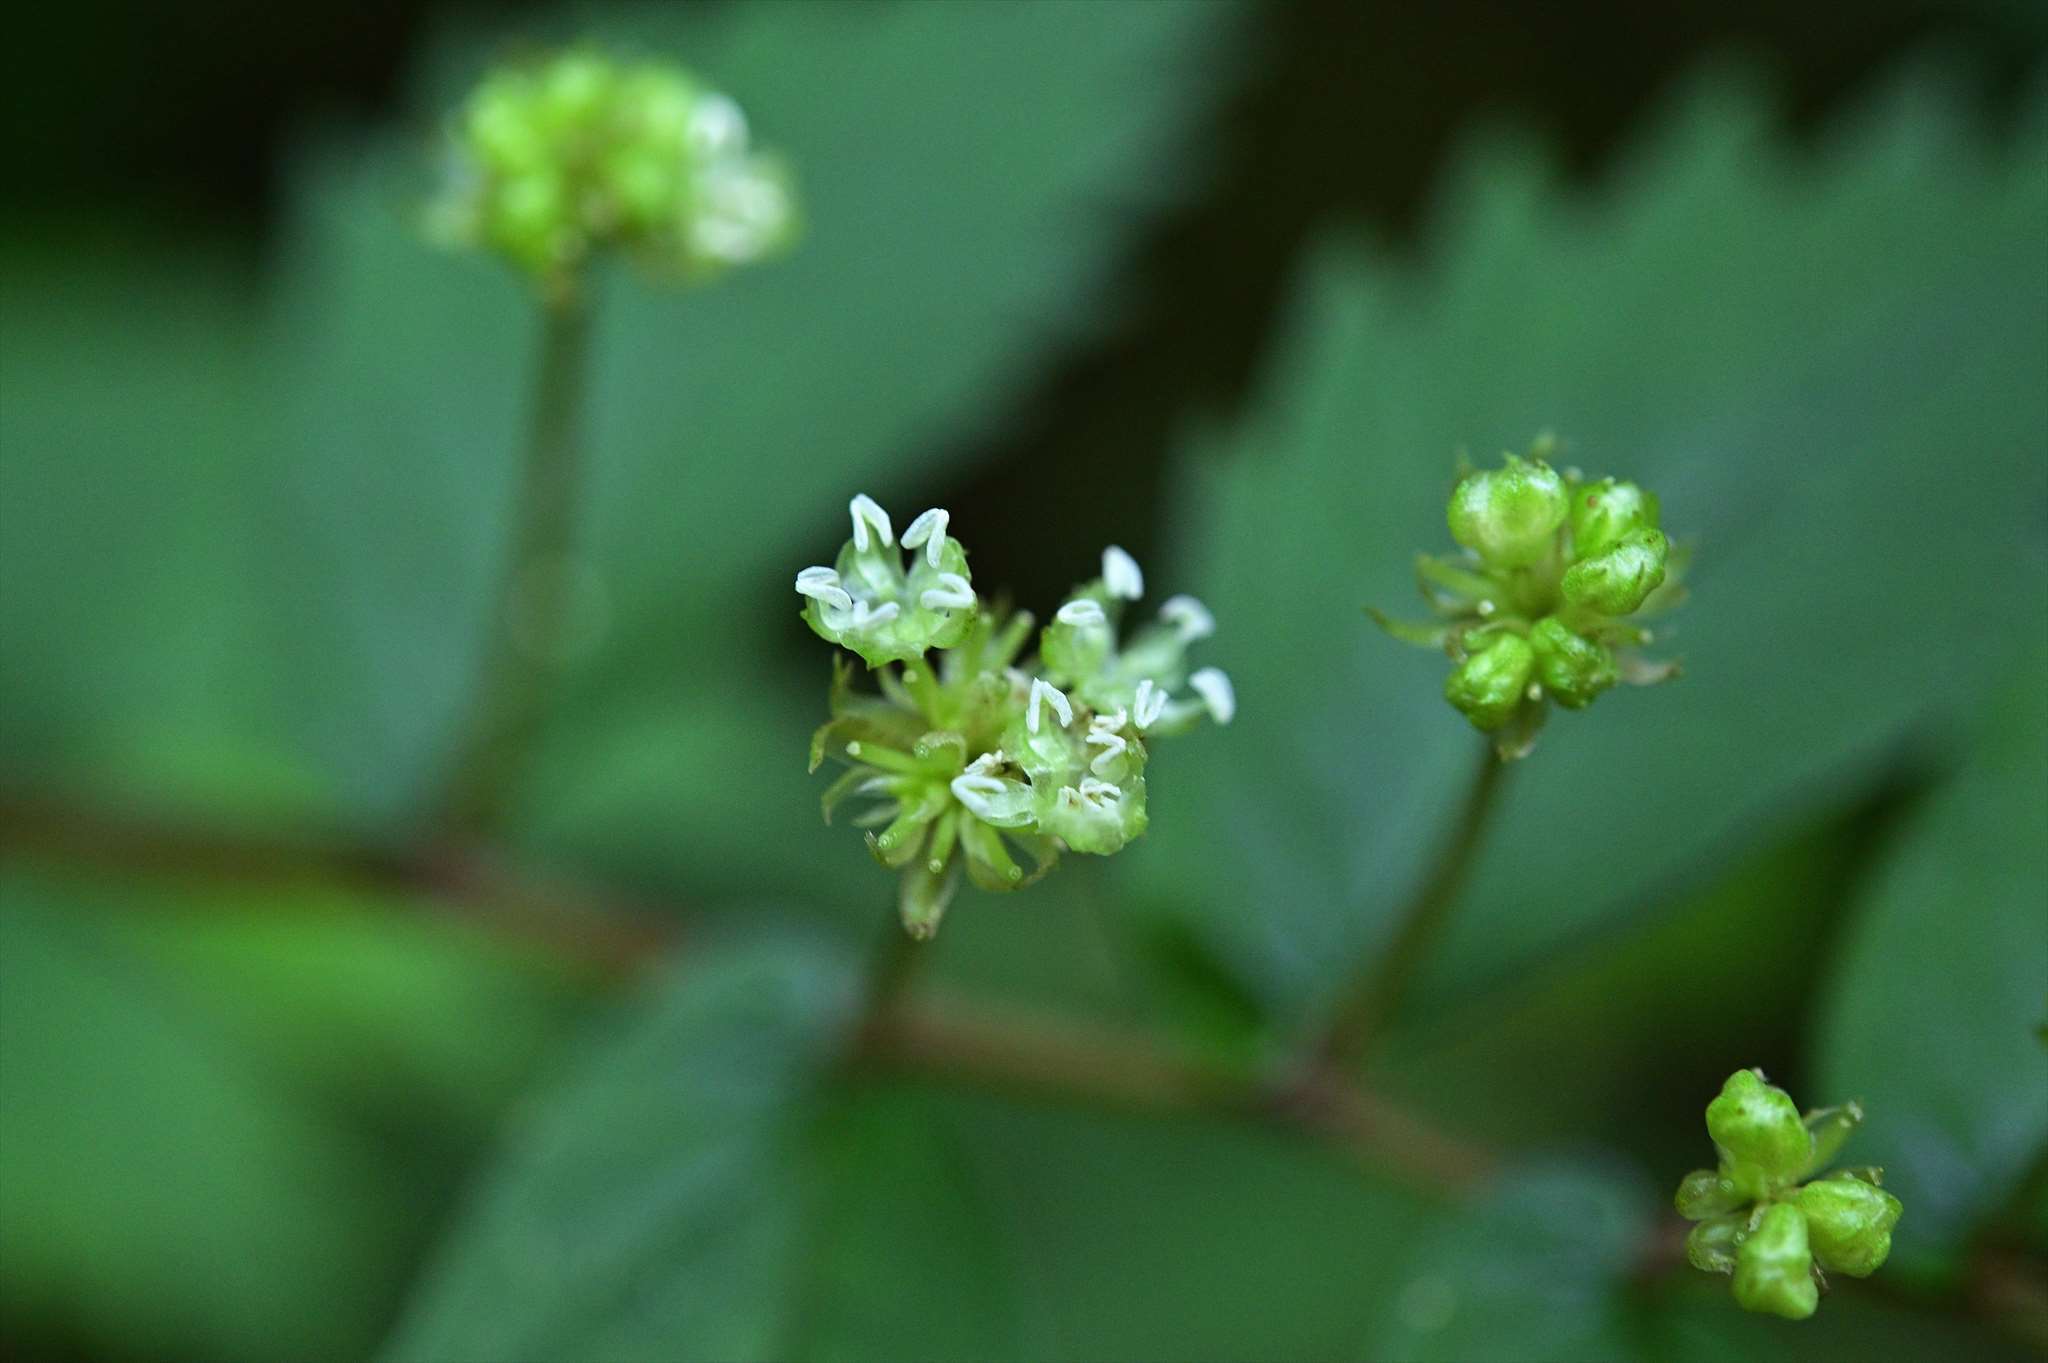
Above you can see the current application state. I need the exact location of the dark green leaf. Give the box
[384,933,1026,1363]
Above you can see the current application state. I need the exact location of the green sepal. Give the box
[1732,1203,1819,1321]
[1794,1178,1902,1278]
[1798,1102,1865,1180]
[1561,527,1669,616]
[1444,631,1535,732]
[1367,607,1452,650]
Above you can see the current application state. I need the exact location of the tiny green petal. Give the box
[1795,1177,1902,1278]
[1561,527,1669,616]
[1447,455,1568,568]
[1444,632,1535,732]
[1569,478,1660,559]
[1707,1069,1814,1192]
[1529,615,1617,709]
[1732,1204,1819,1321]
[1675,1168,1748,1221]
[1686,1213,1748,1275]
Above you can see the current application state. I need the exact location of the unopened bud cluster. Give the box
[431,49,795,296]
[797,496,1232,938]
[1676,1069,1903,1320]
[1375,438,1683,758]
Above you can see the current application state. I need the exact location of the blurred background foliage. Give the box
[2,2,2046,1361]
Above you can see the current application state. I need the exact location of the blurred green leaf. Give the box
[1133,58,2048,1024]
[0,240,297,819]
[385,933,1029,1362]
[262,0,1236,825]
[1812,643,2048,1275]
[0,872,404,1362]
[1366,1163,1649,1362]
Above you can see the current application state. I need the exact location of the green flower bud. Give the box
[1529,615,1617,709]
[1794,1178,1902,1278]
[1561,527,1669,616]
[1675,1168,1748,1221]
[1732,1204,1819,1321]
[1444,632,1535,732]
[1569,478,1660,559]
[1446,455,1569,568]
[1707,1069,1813,1192]
[1686,1213,1748,1274]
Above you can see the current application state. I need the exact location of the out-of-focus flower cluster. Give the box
[431,49,795,296]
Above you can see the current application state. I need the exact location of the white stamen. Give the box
[1159,594,1215,642]
[949,773,1009,820]
[1189,667,1235,725]
[902,508,950,568]
[1133,680,1167,728]
[850,600,900,629]
[919,572,974,611]
[1028,678,1072,734]
[849,494,894,552]
[964,750,1006,776]
[1102,545,1144,600]
[794,566,853,612]
[1056,598,1107,628]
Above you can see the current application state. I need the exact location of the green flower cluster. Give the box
[1676,1069,1904,1320]
[431,49,795,296]
[1375,438,1683,758]
[798,496,1232,938]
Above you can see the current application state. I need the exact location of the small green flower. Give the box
[431,48,796,297]
[799,499,1230,938]
[1675,1068,1902,1320]
[1374,437,1684,758]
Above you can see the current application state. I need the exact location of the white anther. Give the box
[1079,776,1122,804]
[849,494,894,552]
[1056,598,1107,628]
[1084,717,1128,775]
[902,508,951,568]
[1159,594,1215,642]
[1133,679,1168,729]
[919,572,974,611]
[1102,545,1144,600]
[1189,667,1235,725]
[1028,678,1072,734]
[964,750,1006,776]
[687,93,749,158]
[794,566,853,612]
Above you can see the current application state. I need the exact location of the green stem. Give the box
[1314,737,1510,1071]
[439,292,596,835]
[850,905,926,1050]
